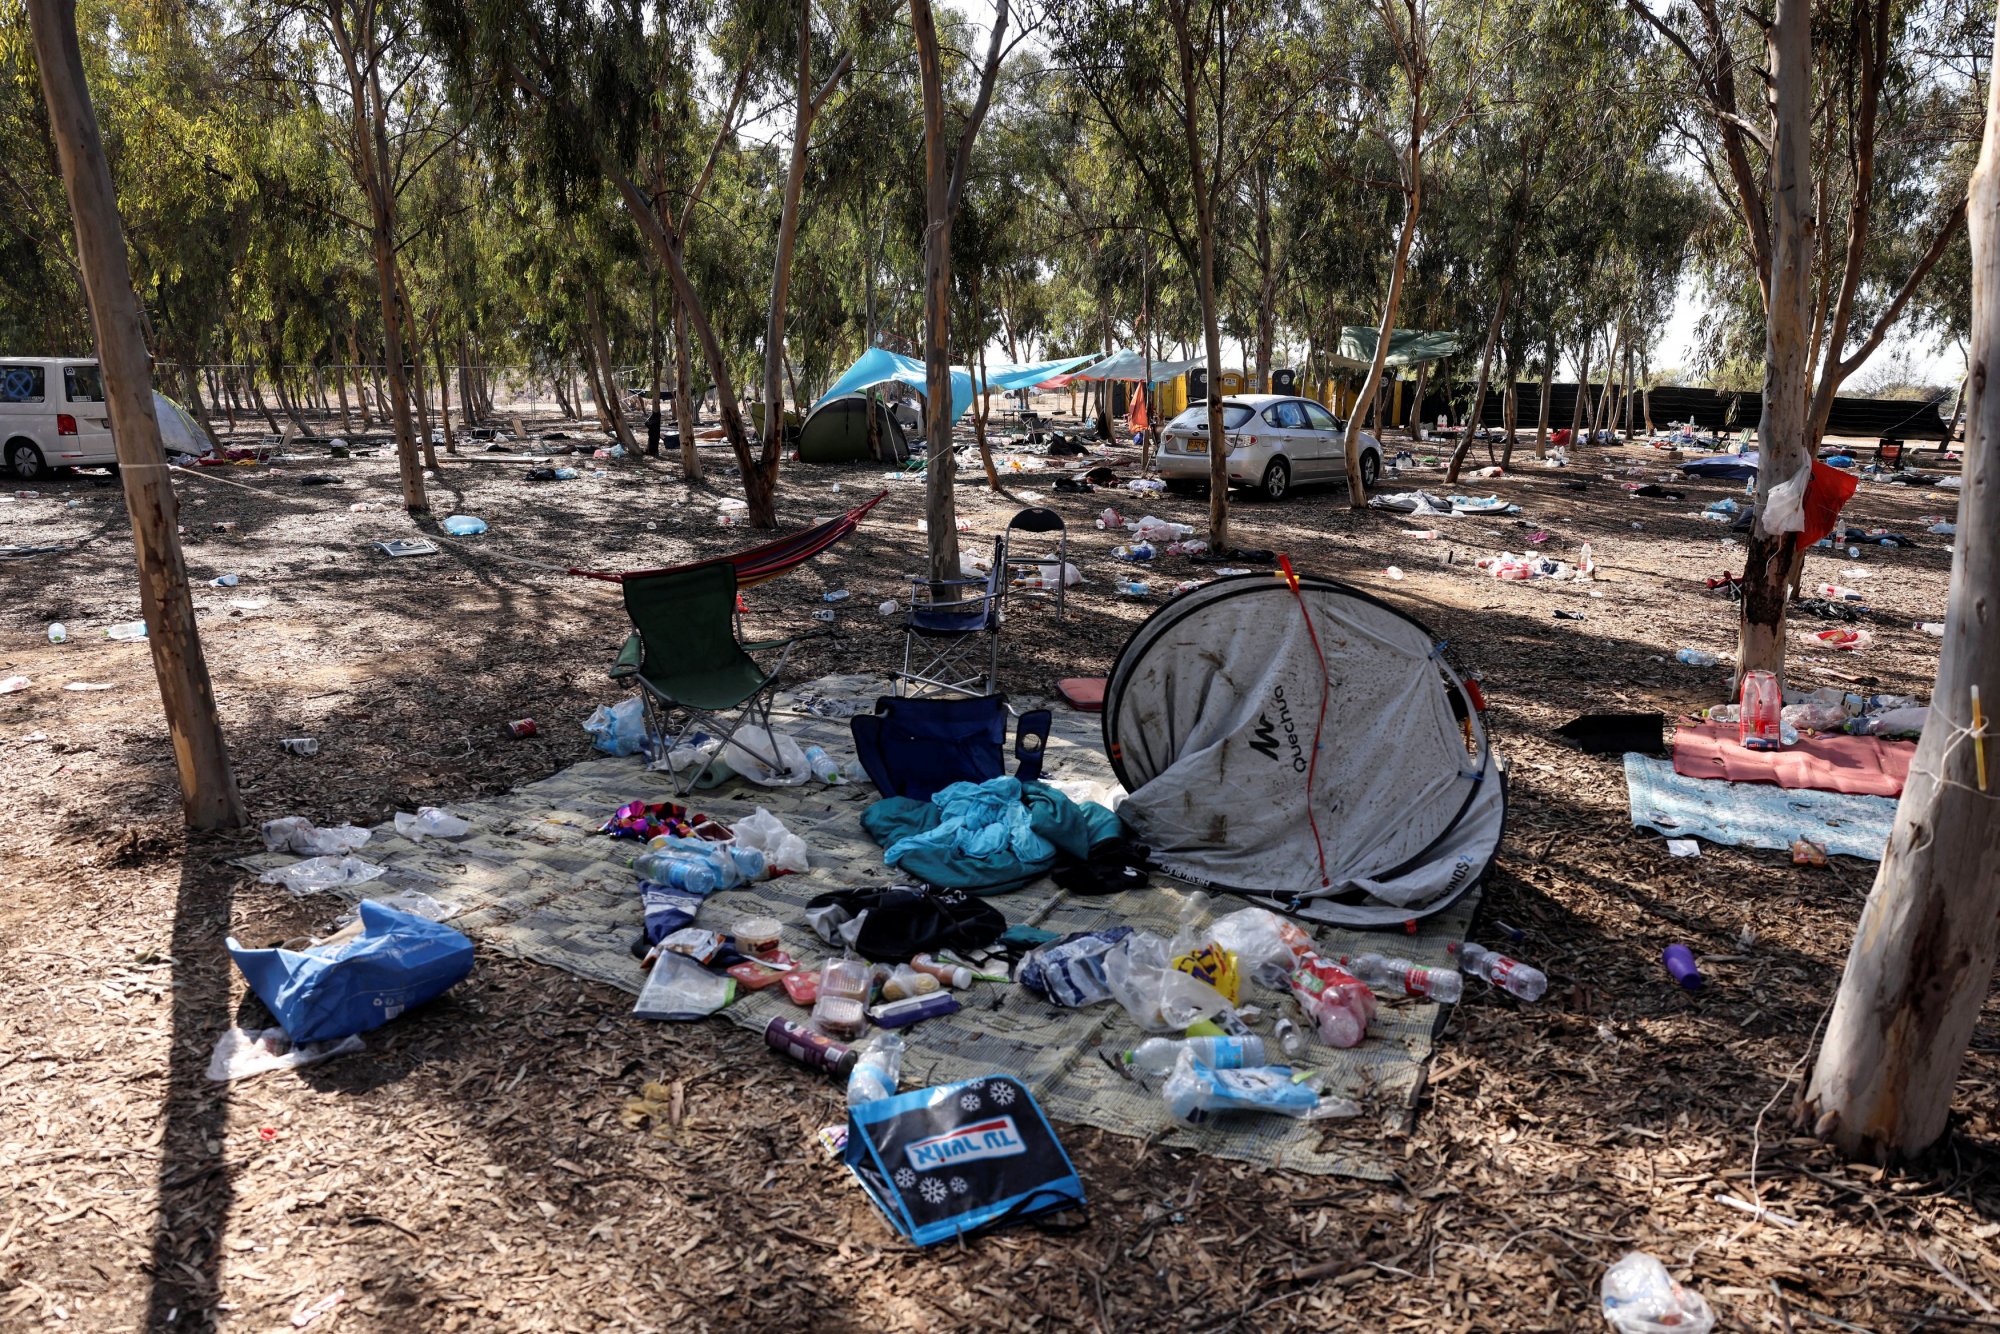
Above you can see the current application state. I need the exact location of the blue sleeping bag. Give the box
[861,776,1124,892]
[228,900,474,1043]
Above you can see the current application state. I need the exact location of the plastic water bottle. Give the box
[1340,952,1464,1003]
[1674,648,1717,667]
[1272,1014,1307,1058]
[106,622,148,641]
[802,744,844,784]
[1459,943,1548,1001]
[47,623,66,644]
[822,589,850,602]
[1117,580,1151,598]
[632,849,720,894]
[1122,1034,1266,1076]
[211,574,239,587]
[846,1032,906,1106]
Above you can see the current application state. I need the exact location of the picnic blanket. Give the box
[237,674,1480,1181]
[1671,721,1913,798]
[1624,753,1898,859]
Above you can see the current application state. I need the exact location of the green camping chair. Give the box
[610,563,811,793]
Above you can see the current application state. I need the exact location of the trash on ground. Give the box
[280,737,320,756]
[441,514,488,536]
[0,675,27,693]
[105,621,147,641]
[228,900,474,1042]
[261,816,370,856]
[394,807,471,840]
[259,855,385,893]
[1601,1251,1715,1334]
[64,681,114,691]
[1666,838,1701,857]
[207,1025,364,1082]
[1662,943,1703,990]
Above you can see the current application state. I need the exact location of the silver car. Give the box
[1158,393,1382,501]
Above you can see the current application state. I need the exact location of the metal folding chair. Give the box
[1001,506,1068,620]
[899,537,1007,697]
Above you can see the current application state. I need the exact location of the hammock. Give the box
[568,490,888,588]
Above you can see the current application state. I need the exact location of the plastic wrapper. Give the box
[1160,1050,1362,1125]
[394,807,470,841]
[733,807,809,874]
[1210,908,1314,987]
[206,1026,364,1082]
[583,698,647,756]
[846,1032,906,1106]
[259,855,386,894]
[720,725,813,786]
[632,950,736,1020]
[260,817,370,857]
[1103,930,1232,1031]
[1601,1252,1715,1334]
[1017,928,1132,1007]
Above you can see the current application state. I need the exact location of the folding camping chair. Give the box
[850,694,1051,801]
[1001,507,1068,620]
[610,563,812,794]
[900,537,1007,697]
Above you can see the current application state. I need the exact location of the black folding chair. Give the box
[900,537,1007,697]
[1001,507,1068,620]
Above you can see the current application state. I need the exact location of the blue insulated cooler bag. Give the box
[843,1074,1086,1245]
[227,900,475,1044]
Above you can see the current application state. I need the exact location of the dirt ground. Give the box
[2,408,1995,1333]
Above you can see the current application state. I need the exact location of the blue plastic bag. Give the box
[583,698,647,756]
[227,900,474,1043]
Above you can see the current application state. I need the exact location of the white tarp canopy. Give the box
[1103,573,1502,926]
[1069,350,1208,383]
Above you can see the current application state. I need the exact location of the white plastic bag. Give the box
[1601,1252,1715,1334]
[393,807,470,841]
[1762,463,1811,534]
[733,807,809,874]
[207,1026,364,1082]
[259,856,386,894]
[260,817,371,857]
[583,697,647,756]
[1211,907,1304,987]
[1103,931,1231,1032]
[720,726,811,786]
[1132,515,1193,544]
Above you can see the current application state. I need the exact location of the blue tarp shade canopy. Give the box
[1069,350,1208,383]
[812,349,1096,424]
[1331,327,1463,372]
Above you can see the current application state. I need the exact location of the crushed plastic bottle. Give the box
[1287,953,1377,1047]
[1674,648,1718,667]
[258,855,385,894]
[1161,1050,1360,1125]
[106,622,148,641]
[847,1031,906,1106]
[1122,1034,1266,1076]
[394,807,471,841]
[822,589,850,602]
[211,574,240,587]
[1117,580,1151,598]
[1459,942,1548,1001]
[1601,1252,1715,1334]
[1339,952,1464,1003]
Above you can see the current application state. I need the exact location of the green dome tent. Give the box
[796,393,911,464]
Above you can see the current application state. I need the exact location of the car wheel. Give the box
[1361,450,1380,490]
[6,440,46,481]
[1259,458,1291,502]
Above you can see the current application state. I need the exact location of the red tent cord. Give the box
[1277,554,1333,888]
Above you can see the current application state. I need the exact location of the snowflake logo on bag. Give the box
[949,1176,969,1196]
[988,1082,1016,1107]
[894,1167,917,1189]
[958,1091,982,1112]
[919,1177,950,1204]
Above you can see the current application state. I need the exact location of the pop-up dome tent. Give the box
[1103,571,1504,927]
[797,392,910,464]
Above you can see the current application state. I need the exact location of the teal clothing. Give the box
[861,776,1124,893]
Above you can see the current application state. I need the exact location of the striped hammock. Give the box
[568,490,888,588]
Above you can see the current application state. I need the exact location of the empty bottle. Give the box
[1674,648,1717,667]
[1340,952,1464,1003]
[1117,580,1151,598]
[846,1032,906,1106]
[106,622,148,641]
[1272,1014,1307,1059]
[631,846,720,893]
[1459,942,1548,1001]
[1122,1034,1266,1077]
[822,589,850,602]
[211,574,240,587]
[46,623,66,644]
[802,744,844,784]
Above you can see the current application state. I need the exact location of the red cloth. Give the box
[1550,428,1573,447]
[1672,721,1912,797]
[1798,460,1860,548]
[1129,391,1149,432]
[1058,678,1106,712]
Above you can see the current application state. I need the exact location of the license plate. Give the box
[1184,436,1207,454]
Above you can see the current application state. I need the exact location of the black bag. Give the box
[844,1074,1086,1245]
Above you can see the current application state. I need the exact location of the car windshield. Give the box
[64,365,104,403]
[1169,404,1255,431]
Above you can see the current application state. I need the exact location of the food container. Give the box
[736,916,784,957]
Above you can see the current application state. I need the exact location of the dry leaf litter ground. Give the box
[1,412,1996,1332]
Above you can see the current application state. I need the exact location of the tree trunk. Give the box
[1407,361,1430,437]
[1568,339,1591,443]
[434,336,458,456]
[646,275,662,457]
[1177,14,1230,545]
[27,0,244,830]
[974,333,999,490]
[1800,22,2000,1157]
[1534,339,1555,457]
[1253,161,1277,389]
[672,282,702,481]
[1738,0,1817,691]
[1446,277,1510,482]
[1345,173,1420,508]
[585,287,638,452]
[1500,350,1520,466]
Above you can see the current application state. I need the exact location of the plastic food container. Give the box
[737,916,783,957]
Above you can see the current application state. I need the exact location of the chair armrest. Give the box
[611,631,642,679]
[742,627,834,653]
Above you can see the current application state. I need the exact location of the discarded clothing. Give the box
[803,884,1007,962]
[862,776,1124,892]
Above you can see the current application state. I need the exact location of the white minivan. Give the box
[1,357,116,479]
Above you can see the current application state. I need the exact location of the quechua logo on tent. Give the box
[1247,686,1308,773]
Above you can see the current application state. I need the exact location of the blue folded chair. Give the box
[900,536,1008,696]
[849,693,1052,801]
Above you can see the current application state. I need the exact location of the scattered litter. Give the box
[207,1026,364,1082]
[1601,1252,1714,1334]
[1674,649,1719,667]
[394,807,471,840]
[1809,627,1871,651]
[1662,943,1703,989]
[1384,566,1404,580]
[0,675,27,693]
[105,621,147,641]
[261,817,370,856]
[441,515,488,536]
[211,573,240,587]
[583,698,647,756]
[259,855,385,893]
[229,900,474,1042]
[373,538,439,558]
[279,737,319,756]
[733,807,809,874]
[1918,621,1945,636]
[64,681,114,691]
[229,597,268,611]
[291,1288,346,1328]
[1666,839,1701,857]
[46,622,66,643]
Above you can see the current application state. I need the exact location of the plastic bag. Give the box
[206,1025,364,1082]
[227,901,475,1043]
[720,725,811,786]
[584,697,648,756]
[1211,908,1314,988]
[1160,1049,1361,1125]
[441,515,487,536]
[1131,516,1193,544]
[259,855,386,895]
[1762,464,1810,534]
[1601,1252,1715,1334]
[394,807,470,841]
[260,817,370,857]
[734,807,809,874]
[631,949,736,1020]
[1017,928,1132,1007]
[1103,930,1232,1032]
